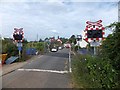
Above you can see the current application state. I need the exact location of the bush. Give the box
[35,42,44,53]
[72,54,118,88]
[72,22,120,88]
[100,22,120,87]
[26,42,44,54]
[2,39,18,57]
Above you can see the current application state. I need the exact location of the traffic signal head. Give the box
[87,30,102,38]
[13,34,22,40]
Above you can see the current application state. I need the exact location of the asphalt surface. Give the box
[2,48,71,88]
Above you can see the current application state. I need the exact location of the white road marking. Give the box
[38,57,41,58]
[69,50,72,73]
[38,55,43,58]
[17,69,69,74]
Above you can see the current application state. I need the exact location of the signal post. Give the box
[13,28,24,59]
[84,20,105,55]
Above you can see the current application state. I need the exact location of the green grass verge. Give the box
[71,54,99,88]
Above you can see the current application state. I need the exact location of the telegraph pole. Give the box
[37,34,38,41]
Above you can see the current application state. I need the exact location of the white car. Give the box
[51,48,57,52]
[50,47,58,52]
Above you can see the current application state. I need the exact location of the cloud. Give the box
[0,1,118,47]
[0,0,119,2]
[51,29,58,33]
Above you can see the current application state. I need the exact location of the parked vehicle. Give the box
[50,45,58,52]
[64,43,71,48]
[49,43,58,52]
[50,47,58,52]
[58,46,63,50]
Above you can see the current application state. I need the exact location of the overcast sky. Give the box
[0,0,119,47]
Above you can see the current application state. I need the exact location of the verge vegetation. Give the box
[72,22,120,88]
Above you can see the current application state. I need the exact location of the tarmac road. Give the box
[2,48,71,88]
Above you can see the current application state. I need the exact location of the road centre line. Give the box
[17,69,69,74]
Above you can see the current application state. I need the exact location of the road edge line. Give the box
[69,51,72,73]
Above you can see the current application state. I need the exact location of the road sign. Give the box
[13,28,24,59]
[84,20,105,43]
[90,41,100,47]
[17,42,23,47]
[13,28,24,42]
[13,34,22,40]
[18,47,22,51]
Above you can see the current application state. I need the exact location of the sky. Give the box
[0,0,119,47]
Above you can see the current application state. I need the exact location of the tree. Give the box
[98,22,120,87]
[60,37,68,44]
[2,39,18,57]
[39,38,43,42]
[23,39,28,44]
[101,22,120,70]
[69,35,76,44]
[44,37,49,41]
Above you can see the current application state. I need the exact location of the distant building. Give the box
[1,37,13,43]
[0,36,4,40]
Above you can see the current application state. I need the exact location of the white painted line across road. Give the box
[17,69,69,74]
